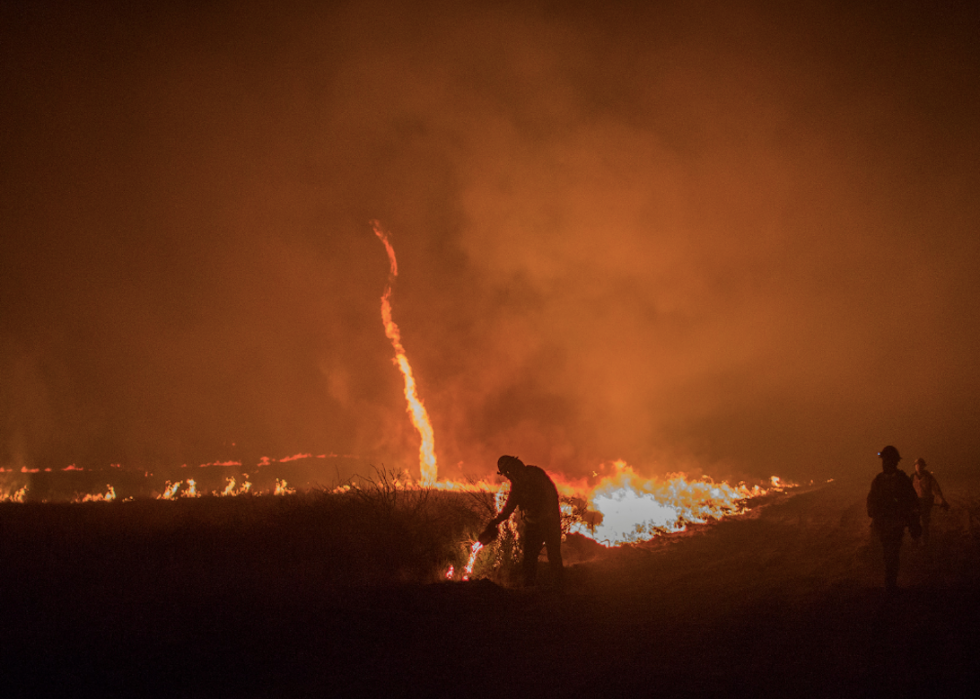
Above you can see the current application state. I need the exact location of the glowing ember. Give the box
[373,220,438,486]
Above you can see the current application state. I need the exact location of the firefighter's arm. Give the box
[479,491,518,545]
[934,477,950,508]
[491,492,519,526]
[906,479,922,537]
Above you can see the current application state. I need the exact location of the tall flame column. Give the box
[372,221,438,486]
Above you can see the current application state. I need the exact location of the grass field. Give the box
[2,471,978,697]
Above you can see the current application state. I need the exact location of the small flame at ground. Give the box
[274,478,296,496]
[1,485,29,503]
[219,476,252,497]
[461,542,484,580]
[77,485,116,503]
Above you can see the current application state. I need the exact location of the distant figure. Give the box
[866,445,921,592]
[479,455,564,587]
[911,457,950,544]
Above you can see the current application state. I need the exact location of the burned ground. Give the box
[2,475,978,698]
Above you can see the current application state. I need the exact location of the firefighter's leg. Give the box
[522,525,545,586]
[881,529,903,592]
[919,501,933,544]
[544,520,564,587]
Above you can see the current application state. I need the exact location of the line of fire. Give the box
[0,223,802,582]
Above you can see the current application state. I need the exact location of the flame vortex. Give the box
[373,221,438,486]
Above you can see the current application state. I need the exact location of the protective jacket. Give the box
[495,465,561,526]
[911,469,945,504]
[867,469,919,532]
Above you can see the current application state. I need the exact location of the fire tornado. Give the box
[372,221,438,486]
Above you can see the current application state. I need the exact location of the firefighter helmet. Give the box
[497,455,524,476]
[878,445,901,462]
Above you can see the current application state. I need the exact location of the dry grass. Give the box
[0,466,560,609]
[5,473,977,697]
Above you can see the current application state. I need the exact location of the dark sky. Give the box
[2,0,978,484]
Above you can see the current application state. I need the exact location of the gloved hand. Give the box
[909,520,923,539]
[477,523,499,546]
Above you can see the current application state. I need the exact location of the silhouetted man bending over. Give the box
[867,445,921,592]
[479,455,564,587]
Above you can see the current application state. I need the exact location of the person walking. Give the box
[911,457,950,544]
[867,446,921,592]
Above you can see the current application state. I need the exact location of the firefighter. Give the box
[478,455,564,587]
[911,457,950,544]
[866,445,921,592]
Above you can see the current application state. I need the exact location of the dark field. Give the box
[2,475,979,698]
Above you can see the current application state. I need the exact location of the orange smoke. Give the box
[373,221,438,486]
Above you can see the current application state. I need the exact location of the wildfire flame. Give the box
[560,461,774,546]
[161,480,183,500]
[461,542,484,580]
[1,484,29,503]
[373,221,438,486]
[218,476,252,497]
[78,485,116,503]
[442,461,795,580]
[274,478,296,496]
[3,225,804,593]
[364,222,795,577]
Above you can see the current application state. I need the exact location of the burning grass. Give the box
[1,480,475,602]
[4,471,978,698]
[0,465,790,605]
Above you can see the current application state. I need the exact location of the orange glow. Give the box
[373,221,438,486]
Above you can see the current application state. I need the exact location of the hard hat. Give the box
[878,445,901,461]
[497,455,524,475]
[914,457,927,467]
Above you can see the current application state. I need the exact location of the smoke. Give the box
[2,0,978,483]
